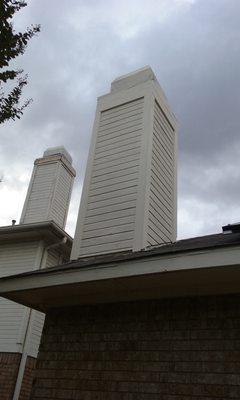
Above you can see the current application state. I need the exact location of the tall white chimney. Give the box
[20,146,76,228]
[71,66,177,259]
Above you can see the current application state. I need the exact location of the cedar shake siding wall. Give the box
[31,295,240,400]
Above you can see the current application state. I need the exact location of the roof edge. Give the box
[0,220,73,244]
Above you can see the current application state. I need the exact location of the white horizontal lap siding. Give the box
[23,163,58,224]
[79,98,144,256]
[0,242,40,277]
[0,241,40,352]
[0,298,25,346]
[147,100,176,246]
[28,246,61,357]
[28,309,45,358]
[45,248,60,268]
[50,164,73,228]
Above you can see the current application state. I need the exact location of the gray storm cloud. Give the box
[1,0,240,238]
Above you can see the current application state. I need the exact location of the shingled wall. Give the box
[31,295,240,399]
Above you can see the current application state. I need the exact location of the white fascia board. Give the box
[1,245,240,295]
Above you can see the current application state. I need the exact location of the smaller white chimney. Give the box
[20,146,76,228]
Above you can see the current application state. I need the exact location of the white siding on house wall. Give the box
[0,297,25,353]
[0,241,40,277]
[0,241,65,355]
[0,146,75,358]
[45,248,60,268]
[28,246,62,357]
[0,241,40,353]
[28,310,45,358]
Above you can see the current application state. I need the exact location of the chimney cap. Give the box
[43,146,72,164]
[111,65,157,93]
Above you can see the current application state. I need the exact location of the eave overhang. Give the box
[0,221,72,255]
[1,235,240,312]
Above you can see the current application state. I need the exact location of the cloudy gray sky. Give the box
[1,0,240,239]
